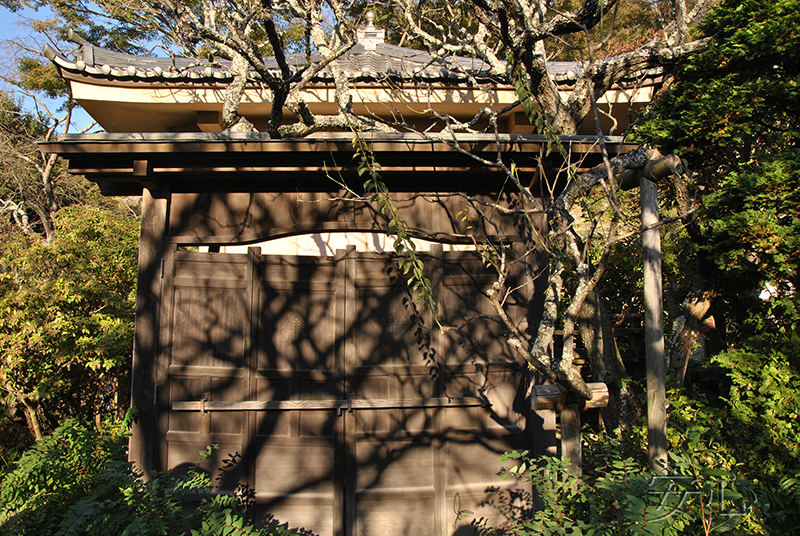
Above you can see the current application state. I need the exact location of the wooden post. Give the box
[129,187,169,477]
[532,382,609,476]
[641,177,667,472]
[561,405,582,476]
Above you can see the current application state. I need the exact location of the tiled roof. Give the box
[43,29,590,85]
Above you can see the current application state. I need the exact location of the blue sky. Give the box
[0,5,33,41]
[1,5,95,132]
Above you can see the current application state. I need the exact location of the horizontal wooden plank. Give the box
[249,436,336,446]
[442,274,497,286]
[169,365,246,378]
[175,250,249,263]
[172,397,489,412]
[355,487,436,500]
[165,431,243,443]
[171,277,248,289]
[351,364,436,376]
[531,382,609,410]
[440,428,521,441]
[257,282,336,291]
[174,400,340,411]
[252,492,336,504]
[255,368,337,380]
[351,397,488,409]
[445,482,522,494]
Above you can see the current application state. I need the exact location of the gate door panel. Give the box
[440,252,533,533]
[163,247,532,536]
[348,253,442,536]
[161,251,251,488]
[250,253,345,535]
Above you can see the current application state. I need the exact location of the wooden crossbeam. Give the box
[530,382,609,411]
[172,396,489,413]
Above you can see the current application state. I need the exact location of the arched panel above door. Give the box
[167,191,541,246]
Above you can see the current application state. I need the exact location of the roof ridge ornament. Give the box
[357,10,385,51]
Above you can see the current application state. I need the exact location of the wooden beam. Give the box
[39,133,640,194]
[531,382,609,411]
[507,112,535,134]
[196,111,223,133]
[532,383,608,478]
[133,159,165,191]
[172,396,489,412]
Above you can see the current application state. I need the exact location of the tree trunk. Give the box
[578,288,637,431]
[666,279,717,387]
[561,404,582,476]
[663,173,719,387]
[21,398,44,441]
[42,152,58,215]
[222,53,256,133]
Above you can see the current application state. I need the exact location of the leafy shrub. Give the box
[0,419,301,536]
[0,415,33,476]
[474,335,800,536]
[474,427,762,536]
[677,333,800,532]
[0,205,140,440]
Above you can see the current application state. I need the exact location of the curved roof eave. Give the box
[43,41,662,88]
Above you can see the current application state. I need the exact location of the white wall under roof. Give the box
[213,232,475,256]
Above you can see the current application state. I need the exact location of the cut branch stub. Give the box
[617,154,686,191]
[531,382,609,411]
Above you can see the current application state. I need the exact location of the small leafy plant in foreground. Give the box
[474,428,763,536]
[0,419,302,535]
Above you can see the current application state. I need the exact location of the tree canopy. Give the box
[0,205,139,442]
[637,0,800,372]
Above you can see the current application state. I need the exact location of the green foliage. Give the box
[16,57,69,99]
[2,0,160,54]
[0,90,130,236]
[476,421,768,535]
[718,345,800,465]
[0,87,139,465]
[672,334,800,531]
[637,0,799,164]
[701,152,800,323]
[705,160,799,343]
[0,205,139,439]
[634,0,800,344]
[664,336,800,532]
[0,419,127,534]
[477,429,761,536]
[0,419,300,535]
[0,416,33,476]
[477,340,800,536]
[353,136,439,318]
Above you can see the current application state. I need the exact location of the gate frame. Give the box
[40,132,627,534]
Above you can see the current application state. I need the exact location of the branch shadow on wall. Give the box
[154,236,548,535]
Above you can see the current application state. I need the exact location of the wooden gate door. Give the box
[161,246,533,536]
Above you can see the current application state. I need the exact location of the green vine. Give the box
[352,136,440,319]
